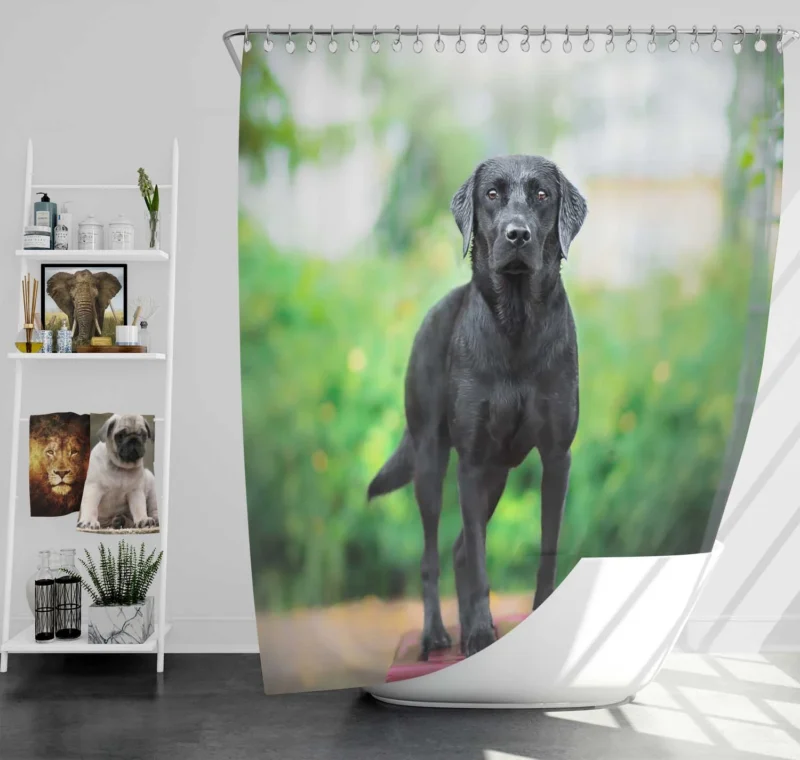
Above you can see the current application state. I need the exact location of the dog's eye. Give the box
[487,189,498,200]
[536,190,548,201]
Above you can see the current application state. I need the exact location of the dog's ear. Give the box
[144,418,154,441]
[97,415,116,442]
[557,170,588,260]
[451,170,476,258]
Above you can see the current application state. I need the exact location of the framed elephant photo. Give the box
[41,264,127,347]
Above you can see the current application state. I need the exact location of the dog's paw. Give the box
[464,622,496,657]
[77,518,100,531]
[420,622,452,660]
[135,517,159,529]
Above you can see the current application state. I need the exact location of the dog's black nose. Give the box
[505,222,531,246]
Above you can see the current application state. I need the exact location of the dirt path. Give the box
[257,592,532,694]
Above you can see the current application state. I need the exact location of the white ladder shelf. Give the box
[0,139,179,673]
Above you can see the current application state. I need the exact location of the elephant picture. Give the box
[42,265,127,346]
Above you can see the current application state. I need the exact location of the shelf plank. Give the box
[16,249,169,262]
[8,352,166,361]
[2,624,170,654]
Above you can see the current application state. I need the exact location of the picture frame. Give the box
[41,263,128,341]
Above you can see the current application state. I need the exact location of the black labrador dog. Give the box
[368,155,587,658]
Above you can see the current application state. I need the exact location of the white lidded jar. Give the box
[108,215,135,251]
[78,215,104,250]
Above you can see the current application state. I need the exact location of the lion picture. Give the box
[29,413,90,517]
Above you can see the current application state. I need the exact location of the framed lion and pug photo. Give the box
[29,412,159,534]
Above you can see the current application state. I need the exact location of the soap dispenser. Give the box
[33,192,58,248]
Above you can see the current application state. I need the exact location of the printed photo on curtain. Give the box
[238,36,783,694]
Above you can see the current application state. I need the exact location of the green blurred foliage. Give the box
[238,43,779,612]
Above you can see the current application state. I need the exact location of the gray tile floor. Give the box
[1,652,799,759]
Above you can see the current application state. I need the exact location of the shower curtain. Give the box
[238,32,783,695]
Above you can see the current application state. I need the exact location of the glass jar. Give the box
[55,549,82,639]
[34,550,55,642]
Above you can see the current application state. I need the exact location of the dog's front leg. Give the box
[145,476,159,527]
[129,489,156,529]
[533,450,571,610]
[456,460,499,656]
[415,437,451,658]
[77,484,103,530]
[454,466,507,654]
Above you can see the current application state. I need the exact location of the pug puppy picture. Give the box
[77,414,159,531]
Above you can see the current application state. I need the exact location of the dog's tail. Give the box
[367,429,414,501]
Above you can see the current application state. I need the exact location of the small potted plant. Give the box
[78,541,163,645]
[137,167,160,249]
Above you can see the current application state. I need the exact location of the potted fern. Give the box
[79,541,163,645]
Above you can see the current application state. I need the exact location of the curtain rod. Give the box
[223,25,799,75]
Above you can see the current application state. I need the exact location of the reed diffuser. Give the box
[15,274,43,353]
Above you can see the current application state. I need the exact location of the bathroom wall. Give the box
[0,0,799,653]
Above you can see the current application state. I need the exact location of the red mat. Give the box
[385,613,528,683]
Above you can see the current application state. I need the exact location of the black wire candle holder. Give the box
[55,574,82,639]
[34,578,55,642]
[55,549,82,639]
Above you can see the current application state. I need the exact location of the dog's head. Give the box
[451,155,587,279]
[98,414,153,467]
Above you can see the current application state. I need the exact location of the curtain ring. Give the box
[478,25,488,53]
[521,25,531,52]
[328,25,338,53]
[626,25,637,52]
[583,26,594,52]
[243,24,252,53]
[668,24,679,52]
[413,25,423,53]
[605,25,615,53]
[647,25,657,53]
[690,25,699,53]
[307,25,317,52]
[349,25,359,52]
[371,25,380,53]
[754,26,766,52]
[499,25,510,52]
[392,25,402,52]
[541,25,552,53]
[264,24,273,52]
[286,24,296,53]
[711,25,723,51]
[563,25,572,53]
[435,24,445,52]
[777,25,784,54]
[456,25,466,54]
[732,25,745,54]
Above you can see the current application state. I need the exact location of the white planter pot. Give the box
[88,597,155,644]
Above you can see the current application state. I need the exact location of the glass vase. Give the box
[146,211,160,250]
[55,549,81,639]
[34,550,55,642]
[14,325,43,354]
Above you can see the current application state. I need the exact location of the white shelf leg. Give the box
[156,138,179,673]
[1,362,24,673]
[2,141,33,674]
